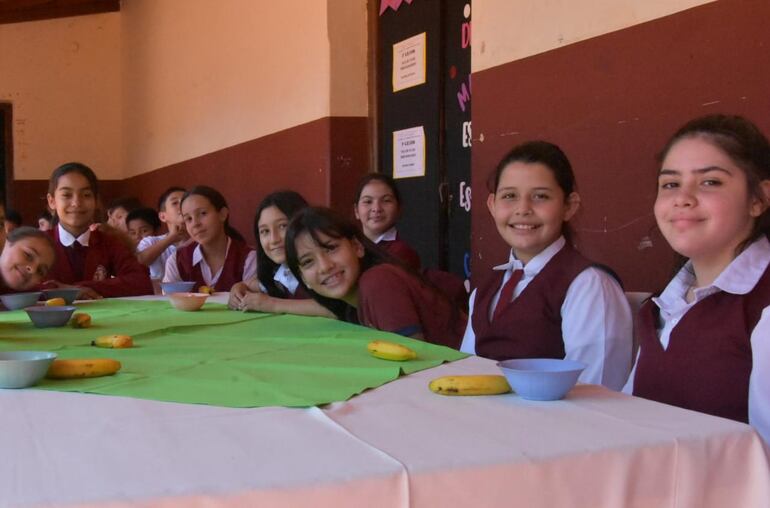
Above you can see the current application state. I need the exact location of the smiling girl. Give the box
[45,162,153,298]
[625,115,770,443]
[228,191,333,317]
[353,174,420,270]
[164,186,255,292]
[460,141,632,390]
[0,227,56,292]
[286,207,464,348]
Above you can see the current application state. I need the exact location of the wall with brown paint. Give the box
[470,0,770,291]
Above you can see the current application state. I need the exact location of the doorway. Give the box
[0,102,12,208]
[376,0,472,279]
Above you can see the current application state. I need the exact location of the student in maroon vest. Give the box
[43,162,153,299]
[286,207,464,348]
[624,115,770,444]
[353,173,421,271]
[228,191,334,318]
[164,186,255,293]
[461,141,632,390]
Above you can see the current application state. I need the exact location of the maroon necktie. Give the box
[493,269,524,321]
[67,241,86,282]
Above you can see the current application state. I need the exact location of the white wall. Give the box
[472,0,715,72]
[0,13,122,179]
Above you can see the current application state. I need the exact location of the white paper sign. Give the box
[392,32,426,92]
[393,126,425,179]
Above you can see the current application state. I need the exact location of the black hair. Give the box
[157,186,186,211]
[254,190,309,297]
[6,226,56,253]
[106,197,142,214]
[38,209,53,222]
[488,141,578,241]
[180,186,245,242]
[353,173,402,205]
[48,162,99,197]
[658,114,770,256]
[126,207,161,232]
[5,209,22,227]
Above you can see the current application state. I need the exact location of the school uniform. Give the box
[47,224,153,297]
[624,236,770,443]
[164,237,256,292]
[375,227,421,270]
[461,237,632,390]
[356,263,465,348]
[258,263,310,300]
[136,234,178,280]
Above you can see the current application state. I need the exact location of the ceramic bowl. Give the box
[168,292,209,311]
[24,305,77,328]
[498,358,586,401]
[41,287,81,305]
[0,292,42,311]
[0,351,57,388]
[160,281,196,295]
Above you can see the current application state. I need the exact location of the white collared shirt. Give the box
[163,238,256,286]
[374,227,398,244]
[259,263,300,295]
[461,237,632,391]
[57,223,91,247]
[137,234,177,280]
[623,236,770,444]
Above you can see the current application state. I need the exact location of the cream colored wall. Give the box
[121,0,368,178]
[472,0,716,72]
[0,13,122,179]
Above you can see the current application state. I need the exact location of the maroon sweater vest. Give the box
[175,238,251,292]
[633,265,770,423]
[472,245,592,361]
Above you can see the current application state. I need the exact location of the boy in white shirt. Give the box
[136,187,189,284]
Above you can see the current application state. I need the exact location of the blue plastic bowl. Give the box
[24,305,77,328]
[0,351,57,388]
[498,358,586,401]
[41,287,81,305]
[0,292,42,311]
[160,281,196,295]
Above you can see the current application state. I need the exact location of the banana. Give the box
[71,312,92,328]
[198,285,214,295]
[45,297,66,306]
[367,340,417,361]
[91,334,133,348]
[429,375,511,396]
[47,358,122,379]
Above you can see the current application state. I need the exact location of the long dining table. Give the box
[1,294,769,508]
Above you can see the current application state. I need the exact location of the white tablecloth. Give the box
[2,295,768,507]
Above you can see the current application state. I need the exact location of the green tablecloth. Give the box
[0,299,466,407]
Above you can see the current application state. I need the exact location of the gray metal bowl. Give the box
[24,305,77,328]
[41,288,81,305]
[0,292,42,311]
[0,351,57,388]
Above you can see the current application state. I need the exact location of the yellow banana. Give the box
[71,312,92,328]
[91,334,133,348]
[367,340,417,361]
[47,358,122,379]
[198,285,214,295]
[429,375,511,396]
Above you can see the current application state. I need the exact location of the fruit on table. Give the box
[91,334,133,348]
[428,375,511,396]
[198,285,213,295]
[45,297,66,306]
[47,358,122,379]
[367,340,417,361]
[71,312,92,328]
